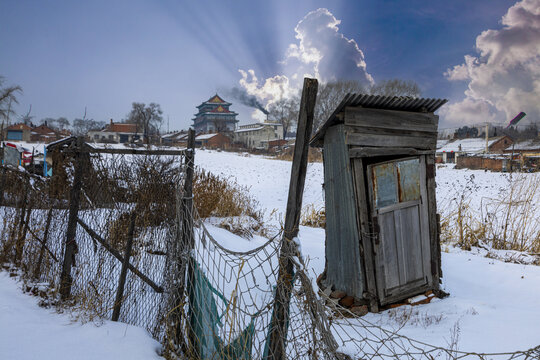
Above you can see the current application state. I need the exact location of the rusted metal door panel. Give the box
[368,156,432,304]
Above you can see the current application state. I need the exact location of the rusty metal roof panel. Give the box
[311,93,447,146]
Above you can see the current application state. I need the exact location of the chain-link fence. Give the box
[1,138,539,359]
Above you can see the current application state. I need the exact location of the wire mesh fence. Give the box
[1,141,539,359]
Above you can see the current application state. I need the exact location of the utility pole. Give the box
[485,122,489,153]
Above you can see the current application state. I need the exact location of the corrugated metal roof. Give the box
[311,93,447,145]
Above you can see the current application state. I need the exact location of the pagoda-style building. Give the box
[192,94,239,133]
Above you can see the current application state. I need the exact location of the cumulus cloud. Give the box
[444,0,540,125]
[238,8,374,117]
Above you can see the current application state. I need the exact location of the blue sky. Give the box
[1,0,537,130]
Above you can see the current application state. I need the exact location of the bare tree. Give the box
[212,120,230,133]
[370,79,421,97]
[40,117,70,130]
[0,76,22,124]
[72,118,105,136]
[313,80,366,132]
[126,102,163,143]
[268,95,300,138]
[20,104,34,126]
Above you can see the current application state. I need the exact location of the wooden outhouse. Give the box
[311,94,447,311]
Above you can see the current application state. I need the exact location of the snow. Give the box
[0,272,161,360]
[2,148,539,357]
[195,133,218,140]
[194,150,540,353]
[438,137,500,154]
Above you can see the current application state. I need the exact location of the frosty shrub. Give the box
[193,168,264,236]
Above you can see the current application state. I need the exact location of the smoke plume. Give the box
[227,87,269,115]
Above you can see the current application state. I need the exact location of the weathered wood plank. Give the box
[112,212,136,322]
[81,146,188,156]
[266,78,318,360]
[349,147,434,158]
[344,107,439,131]
[77,217,164,293]
[345,125,437,139]
[60,137,85,300]
[322,125,365,301]
[351,158,379,312]
[425,154,441,290]
[346,132,437,150]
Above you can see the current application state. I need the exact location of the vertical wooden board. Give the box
[420,155,435,288]
[379,212,400,292]
[351,158,379,311]
[322,124,364,299]
[399,206,424,284]
[425,154,441,288]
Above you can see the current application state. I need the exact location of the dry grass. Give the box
[300,204,326,228]
[274,146,323,163]
[440,174,540,257]
[193,168,264,237]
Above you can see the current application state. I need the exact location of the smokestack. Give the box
[227,87,269,115]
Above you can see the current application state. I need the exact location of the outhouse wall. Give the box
[322,124,365,300]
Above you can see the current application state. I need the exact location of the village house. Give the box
[234,122,283,149]
[436,136,513,163]
[193,94,238,134]
[161,131,189,146]
[88,119,142,143]
[195,133,232,149]
[31,123,60,143]
[4,123,32,142]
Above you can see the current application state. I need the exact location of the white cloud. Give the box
[444,0,540,125]
[439,97,496,125]
[238,8,374,118]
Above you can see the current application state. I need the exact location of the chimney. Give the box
[110,119,114,125]
[44,120,48,127]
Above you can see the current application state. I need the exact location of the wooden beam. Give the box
[344,107,439,130]
[60,137,84,300]
[349,147,434,158]
[351,158,379,312]
[112,212,137,322]
[81,145,188,156]
[346,132,437,150]
[76,217,164,293]
[266,78,318,360]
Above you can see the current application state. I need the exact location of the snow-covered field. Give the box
[1,148,539,358]
[0,272,162,360]
[195,150,540,353]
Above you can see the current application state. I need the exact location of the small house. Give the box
[234,122,283,149]
[195,133,232,149]
[4,123,32,142]
[311,94,447,311]
[88,120,142,143]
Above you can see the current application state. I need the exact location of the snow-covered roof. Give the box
[195,133,218,140]
[162,132,188,140]
[438,137,501,153]
[507,139,540,151]
[235,126,264,133]
[436,139,450,149]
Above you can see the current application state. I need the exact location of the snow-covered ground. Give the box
[195,150,540,353]
[1,148,539,358]
[0,272,162,360]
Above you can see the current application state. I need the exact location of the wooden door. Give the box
[367,156,432,305]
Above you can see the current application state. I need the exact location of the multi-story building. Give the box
[192,94,238,133]
[234,122,283,149]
